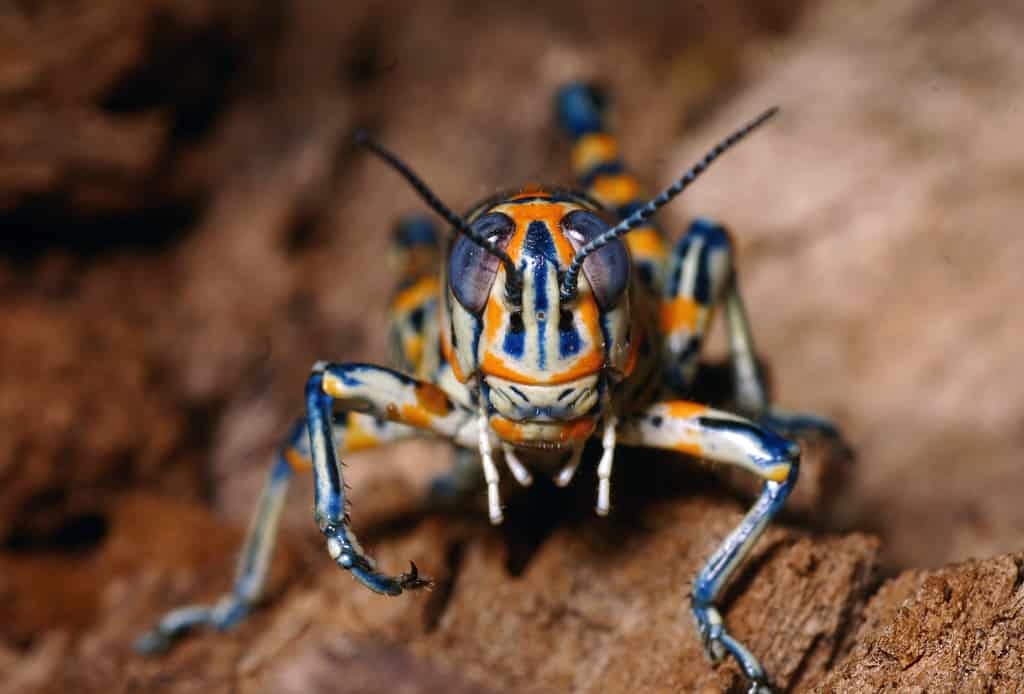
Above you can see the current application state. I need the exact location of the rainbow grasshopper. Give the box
[137,83,844,693]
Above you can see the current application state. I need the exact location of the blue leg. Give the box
[306,361,475,595]
[619,403,801,692]
[135,419,307,654]
[136,406,421,654]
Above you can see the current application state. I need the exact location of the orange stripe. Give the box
[666,401,708,419]
[441,329,467,383]
[590,174,641,206]
[490,417,525,442]
[481,347,603,385]
[415,382,450,416]
[403,334,423,366]
[559,417,597,442]
[510,184,549,200]
[285,447,312,472]
[544,348,604,384]
[489,416,596,444]
[625,227,666,259]
[400,404,431,429]
[496,201,578,266]
[344,414,380,451]
[322,372,346,398]
[674,440,704,457]
[392,276,440,312]
[659,297,702,333]
[572,133,619,175]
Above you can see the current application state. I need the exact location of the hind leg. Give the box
[135,412,419,654]
[661,218,842,441]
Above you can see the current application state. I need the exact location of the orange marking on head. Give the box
[415,382,450,416]
[659,297,702,334]
[285,447,312,472]
[666,401,708,420]
[441,330,467,383]
[549,347,605,383]
[625,227,667,259]
[400,404,431,429]
[560,417,597,442]
[489,416,596,444]
[490,417,525,442]
[591,174,641,206]
[392,276,440,312]
[510,184,548,199]
[481,347,603,385]
[495,201,579,267]
[572,133,619,175]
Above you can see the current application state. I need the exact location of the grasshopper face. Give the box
[446,189,633,450]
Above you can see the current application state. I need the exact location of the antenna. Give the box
[560,107,779,302]
[356,131,522,306]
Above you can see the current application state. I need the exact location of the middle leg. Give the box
[661,218,841,440]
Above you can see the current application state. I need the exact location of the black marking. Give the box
[509,385,529,402]
[509,312,525,334]
[557,387,574,402]
[408,306,425,331]
[580,160,626,188]
[558,309,574,331]
[650,415,663,428]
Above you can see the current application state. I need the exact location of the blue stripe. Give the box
[580,160,625,188]
[556,82,606,138]
[559,325,580,357]
[503,327,524,357]
[525,221,560,370]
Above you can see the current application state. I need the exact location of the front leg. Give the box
[306,361,476,595]
[620,401,800,693]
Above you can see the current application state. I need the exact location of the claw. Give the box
[399,560,433,591]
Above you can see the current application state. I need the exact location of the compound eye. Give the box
[448,212,515,313]
[560,209,629,308]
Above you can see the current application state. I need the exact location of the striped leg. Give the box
[388,215,442,378]
[620,401,800,692]
[135,412,417,654]
[661,218,736,394]
[556,82,668,292]
[662,218,841,441]
[307,362,478,594]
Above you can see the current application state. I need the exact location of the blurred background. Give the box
[1,0,1022,690]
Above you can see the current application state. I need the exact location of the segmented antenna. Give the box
[560,107,780,302]
[356,131,522,306]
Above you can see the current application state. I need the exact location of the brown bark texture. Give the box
[2,0,1024,691]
